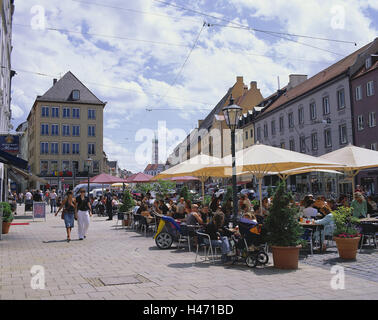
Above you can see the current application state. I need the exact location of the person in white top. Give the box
[302,199,319,219]
[50,189,57,213]
[25,190,32,201]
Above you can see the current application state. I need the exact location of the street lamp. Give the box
[85,157,93,197]
[222,95,242,224]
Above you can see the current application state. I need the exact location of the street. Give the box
[1,204,377,300]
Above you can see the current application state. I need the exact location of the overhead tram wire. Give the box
[152,0,356,55]
[146,22,207,112]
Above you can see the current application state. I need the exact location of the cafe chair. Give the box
[177,223,191,251]
[195,231,219,264]
[301,228,314,255]
[359,223,377,252]
[115,210,124,229]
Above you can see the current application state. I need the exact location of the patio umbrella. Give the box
[125,172,153,183]
[82,173,127,195]
[209,143,344,212]
[320,144,378,194]
[169,176,200,182]
[153,154,225,202]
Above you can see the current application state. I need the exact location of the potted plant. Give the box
[1,202,14,234]
[332,206,361,260]
[264,182,304,269]
[119,189,135,227]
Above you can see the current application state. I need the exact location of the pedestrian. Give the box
[45,189,50,206]
[55,191,77,242]
[50,189,57,213]
[75,188,92,240]
[104,188,113,220]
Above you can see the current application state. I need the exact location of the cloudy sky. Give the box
[10,0,378,172]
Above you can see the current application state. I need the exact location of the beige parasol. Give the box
[320,144,378,195]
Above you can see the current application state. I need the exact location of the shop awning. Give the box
[0,149,28,170]
[9,166,48,184]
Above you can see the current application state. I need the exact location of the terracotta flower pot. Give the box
[271,245,302,269]
[334,236,360,260]
[2,221,11,234]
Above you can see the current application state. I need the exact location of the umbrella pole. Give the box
[202,179,205,205]
[259,177,263,216]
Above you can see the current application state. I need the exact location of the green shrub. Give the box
[0,202,13,222]
[119,190,135,212]
[332,206,360,238]
[264,182,303,247]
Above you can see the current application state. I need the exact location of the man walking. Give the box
[105,189,113,220]
[50,189,57,213]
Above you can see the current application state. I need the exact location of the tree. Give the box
[153,180,176,200]
[264,181,303,247]
[180,185,192,201]
[135,183,153,195]
[119,189,135,212]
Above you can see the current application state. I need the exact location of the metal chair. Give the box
[115,211,124,229]
[195,231,219,263]
[177,224,191,251]
[301,228,314,255]
[359,223,377,252]
[323,225,335,248]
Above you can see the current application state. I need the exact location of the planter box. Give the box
[2,221,11,234]
[271,245,301,269]
[334,236,360,260]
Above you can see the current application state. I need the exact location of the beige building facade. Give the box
[27,71,106,189]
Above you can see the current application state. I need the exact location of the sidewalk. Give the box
[1,205,377,300]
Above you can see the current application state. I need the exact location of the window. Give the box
[280,142,285,149]
[93,161,100,173]
[355,86,362,101]
[289,139,295,151]
[72,143,80,155]
[72,90,80,100]
[88,109,96,119]
[41,124,49,135]
[311,132,318,151]
[52,107,59,118]
[366,57,372,69]
[62,143,70,154]
[288,112,294,128]
[263,123,268,138]
[88,143,95,155]
[250,129,253,139]
[40,161,48,174]
[271,120,276,135]
[279,116,284,132]
[367,81,375,97]
[368,112,376,127]
[300,136,306,153]
[72,108,80,119]
[88,125,95,137]
[298,107,304,124]
[337,89,345,109]
[245,131,248,140]
[51,124,59,136]
[309,102,316,120]
[256,127,261,141]
[371,143,377,151]
[322,96,330,115]
[62,125,70,136]
[40,142,49,154]
[51,160,58,173]
[72,125,80,137]
[63,108,70,118]
[41,106,49,117]
[51,143,59,155]
[324,129,332,148]
[339,124,348,145]
[357,115,364,131]
[62,161,70,171]
[72,161,79,174]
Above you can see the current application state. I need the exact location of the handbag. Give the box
[61,209,66,220]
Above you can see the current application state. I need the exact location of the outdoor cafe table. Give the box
[359,217,378,223]
[299,222,325,253]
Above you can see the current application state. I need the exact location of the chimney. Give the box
[53,78,57,85]
[250,81,257,90]
[287,74,307,90]
[236,76,243,83]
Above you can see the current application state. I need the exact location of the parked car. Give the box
[73,184,110,197]
[89,188,104,198]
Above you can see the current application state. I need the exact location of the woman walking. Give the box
[50,189,57,213]
[75,188,92,240]
[55,191,76,242]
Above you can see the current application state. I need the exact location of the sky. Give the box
[10,0,378,172]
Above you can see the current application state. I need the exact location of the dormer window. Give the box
[72,90,80,100]
[365,57,372,70]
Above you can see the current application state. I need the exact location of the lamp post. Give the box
[85,157,93,197]
[222,95,242,224]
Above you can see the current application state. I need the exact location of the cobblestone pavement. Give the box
[1,205,378,300]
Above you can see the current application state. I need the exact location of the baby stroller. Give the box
[229,218,269,268]
[154,215,181,249]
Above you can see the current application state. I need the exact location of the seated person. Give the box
[132,202,140,215]
[159,200,169,216]
[204,211,232,263]
[253,204,265,224]
[186,204,203,225]
[367,196,377,214]
[199,204,211,223]
[302,199,319,219]
[314,212,335,250]
[140,205,152,218]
